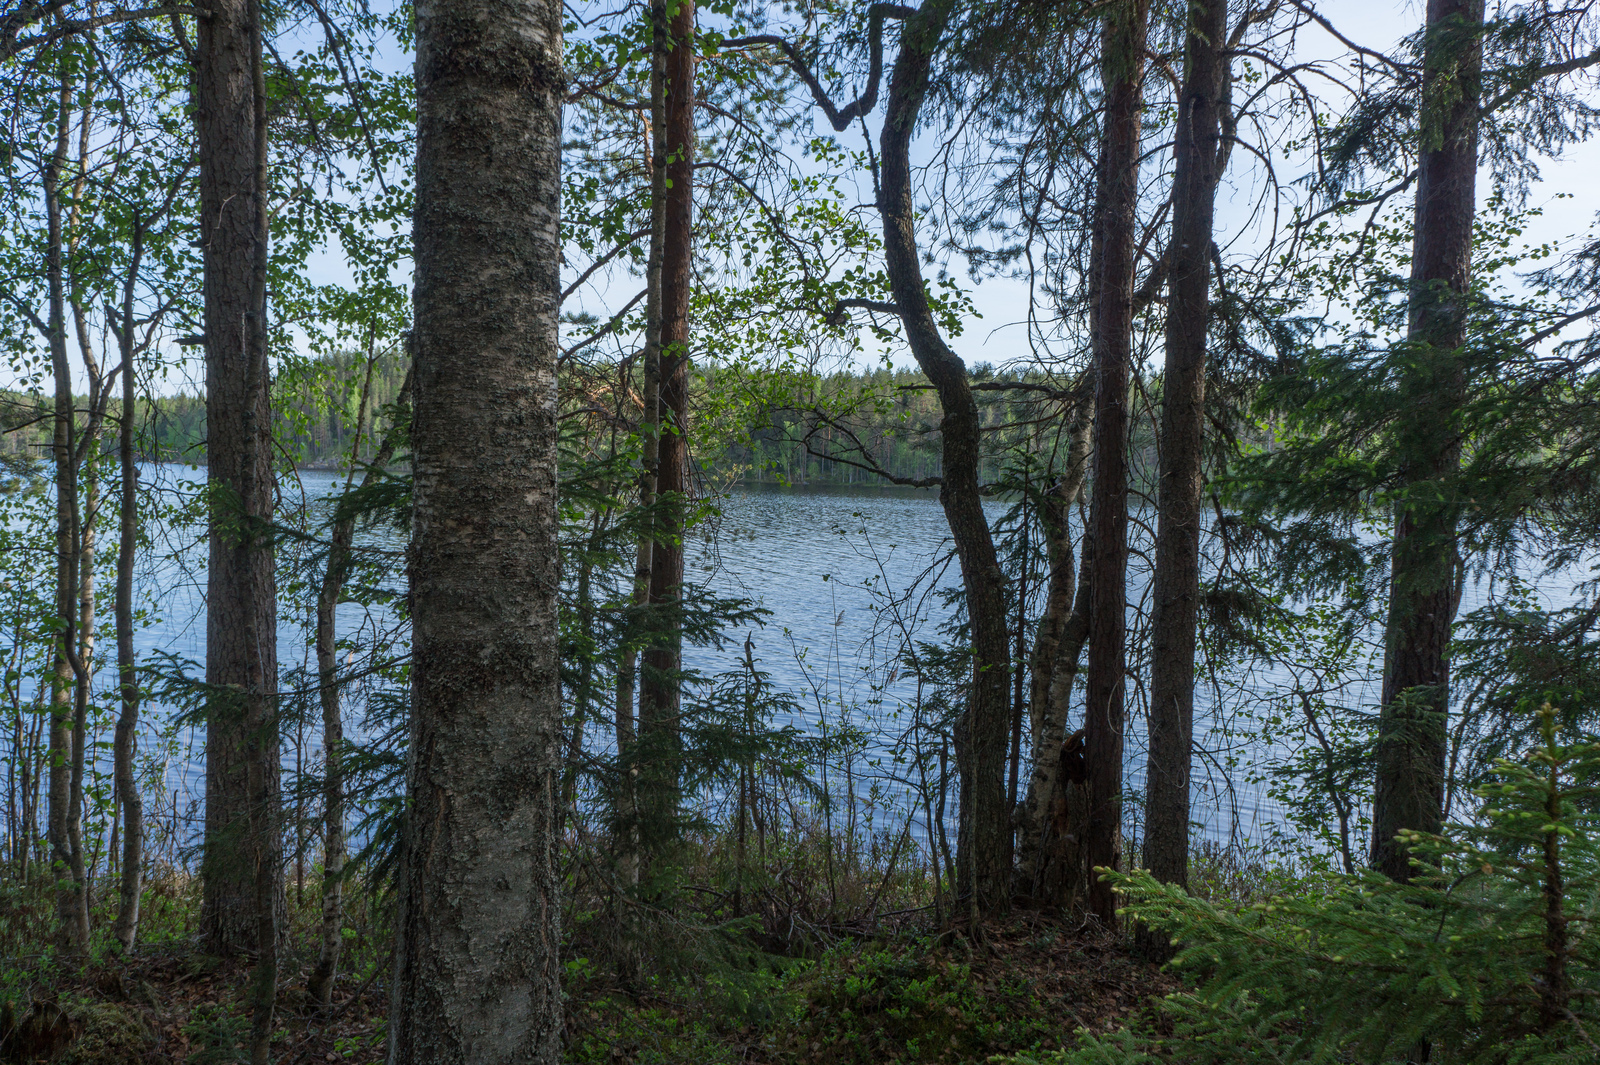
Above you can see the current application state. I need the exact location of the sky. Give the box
[16,0,1600,396]
[557,0,1600,375]
[935,0,1600,373]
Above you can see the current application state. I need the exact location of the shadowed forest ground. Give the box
[2,842,1284,1063]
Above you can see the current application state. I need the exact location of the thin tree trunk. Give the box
[1370,0,1483,882]
[870,0,1012,919]
[65,77,106,947]
[614,10,668,890]
[195,0,283,957]
[241,7,278,1060]
[1084,0,1150,927]
[1144,0,1228,899]
[387,0,565,1060]
[1006,490,1028,871]
[1016,387,1092,895]
[69,437,96,924]
[639,0,695,859]
[112,219,145,952]
[307,365,412,1006]
[42,57,90,956]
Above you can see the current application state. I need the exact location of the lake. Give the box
[24,464,1590,869]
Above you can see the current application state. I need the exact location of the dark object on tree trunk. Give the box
[387,0,566,1061]
[0,1000,76,1063]
[1061,729,1087,784]
[1036,731,1090,910]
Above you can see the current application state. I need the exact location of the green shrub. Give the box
[183,1003,250,1065]
[778,942,1058,1063]
[1005,704,1600,1065]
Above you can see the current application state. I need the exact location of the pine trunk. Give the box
[613,0,669,894]
[195,0,282,956]
[1144,0,1228,896]
[1370,0,1483,882]
[387,0,565,1060]
[1084,0,1150,927]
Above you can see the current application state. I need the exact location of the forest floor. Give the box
[1,906,1177,1064]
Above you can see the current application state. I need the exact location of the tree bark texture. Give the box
[639,0,695,855]
[877,0,1012,917]
[1016,385,1092,897]
[1144,0,1227,894]
[388,2,565,1062]
[1084,0,1150,926]
[1370,0,1483,882]
[195,0,282,956]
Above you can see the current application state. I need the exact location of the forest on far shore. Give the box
[4,355,1164,484]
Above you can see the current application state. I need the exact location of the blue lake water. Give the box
[14,464,1592,870]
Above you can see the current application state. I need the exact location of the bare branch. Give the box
[1,4,198,61]
[562,227,651,302]
[722,4,915,132]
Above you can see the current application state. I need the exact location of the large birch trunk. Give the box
[387,1,565,1061]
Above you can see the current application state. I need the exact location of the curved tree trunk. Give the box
[1144,0,1229,898]
[875,0,1012,918]
[1083,0,1151,927]
[1370,0,1482,882]
[387,0,565,1060]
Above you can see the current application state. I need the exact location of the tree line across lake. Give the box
[3,1,1600,1064]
